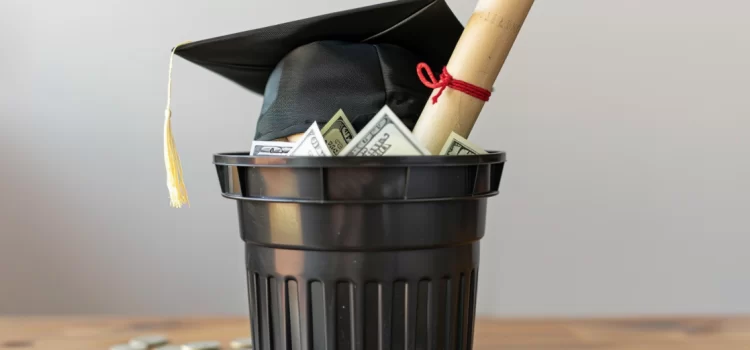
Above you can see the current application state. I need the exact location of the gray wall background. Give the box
[1,0,748,316]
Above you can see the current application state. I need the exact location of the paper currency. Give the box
[288,123,333,156]
[439,131,487,156]
[320,109,357,155]
[129,335,169,349]
[339,105,429,156]
[251,141,295,156]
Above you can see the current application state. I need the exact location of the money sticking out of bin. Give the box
[215,152,505,350]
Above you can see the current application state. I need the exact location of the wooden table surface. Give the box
[1,316,749,350]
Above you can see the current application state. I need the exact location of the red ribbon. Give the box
[417,62,491,104]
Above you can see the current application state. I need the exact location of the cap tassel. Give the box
[164,41,192,208]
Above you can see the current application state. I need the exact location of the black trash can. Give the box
[215,152,506,350]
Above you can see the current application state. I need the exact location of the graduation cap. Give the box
[164,0,463,207]
[174,0,462,140]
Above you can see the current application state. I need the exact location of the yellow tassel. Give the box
[164,41,192,208]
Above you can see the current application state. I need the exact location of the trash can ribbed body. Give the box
[215,152,505,350]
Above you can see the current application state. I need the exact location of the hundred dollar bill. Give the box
[251,141,295,156]
[439,131,487,156]
[288,123,333,156]
[320,109,357,155]
[339,105,429,156]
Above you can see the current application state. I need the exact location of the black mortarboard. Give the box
[174,0,463,141]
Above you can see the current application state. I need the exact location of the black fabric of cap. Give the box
[174,0,463,141]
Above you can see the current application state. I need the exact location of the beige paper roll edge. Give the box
[413,0,534,154]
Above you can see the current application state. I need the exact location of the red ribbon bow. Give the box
[416,63,492,104]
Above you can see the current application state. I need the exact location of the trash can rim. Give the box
[214,151,506,168]
[220,191,499,204]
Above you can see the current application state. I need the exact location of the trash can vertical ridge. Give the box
[215,152,506,350]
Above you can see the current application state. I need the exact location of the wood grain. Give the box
[1,316,749,350]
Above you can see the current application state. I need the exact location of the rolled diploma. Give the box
[412,0,534,154]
